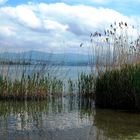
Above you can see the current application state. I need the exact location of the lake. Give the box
[0,65,140,140]
[0,97,140,140]
[0,65,93,80]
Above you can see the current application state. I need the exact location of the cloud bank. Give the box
[0,2,139,53]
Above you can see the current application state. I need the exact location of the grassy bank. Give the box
[95,64,140,110]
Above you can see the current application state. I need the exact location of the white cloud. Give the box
[0,25,16,36]
[43,19,68,31]
[16,5,42,29]
[0,2,139,53]
[38,3,130,35]
[1,7,16,17]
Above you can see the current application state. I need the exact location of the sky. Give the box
[0,0,140,54]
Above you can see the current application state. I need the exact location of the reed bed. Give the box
[88,22,140,110]
[66,73,95,98]
[77,72,95,98]
[88,22,140,71]
[95,64,140,110]
[0,73,64,100]
[0,59,96,100]
[66,60,140,110]
[0,54,64,100]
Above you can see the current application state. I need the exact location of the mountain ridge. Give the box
[0,51,94,66]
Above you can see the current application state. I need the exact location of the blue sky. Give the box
[0,0,140,53]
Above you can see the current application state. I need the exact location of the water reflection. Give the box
[0,97,140,140]
[94,109,140,140]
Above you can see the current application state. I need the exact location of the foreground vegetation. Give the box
[0,73,63,100]
[87,22,140,110]
[95,64,140,110]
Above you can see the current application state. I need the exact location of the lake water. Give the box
[0,65,140,140]
[0,97,140,140]
[0,65,93,80]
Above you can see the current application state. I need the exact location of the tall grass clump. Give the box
[83,21,140,110]
[95,64,140,110]
[78,73,95,98]
[0,73,64,100]
[68,79,75,95]
[0,53,64,100]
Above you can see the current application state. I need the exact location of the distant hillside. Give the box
[0,51,94,66]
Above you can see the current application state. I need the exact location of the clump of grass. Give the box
[95,64,140,110]
[0,52,66,100]
[78,73,95,98]
[49,77,64,96]
[68,79,75,95]
[0,73,64,101]
[81,22,140,110]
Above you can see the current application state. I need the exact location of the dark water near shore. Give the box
[0,97,140,140]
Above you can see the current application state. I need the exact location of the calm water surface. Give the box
[0,65,140,140]
[0,65,93,80]
[0,97,140,140]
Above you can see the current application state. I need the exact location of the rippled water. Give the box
[0,97,140,140]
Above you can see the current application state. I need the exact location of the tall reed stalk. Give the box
[88,22,140,73]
